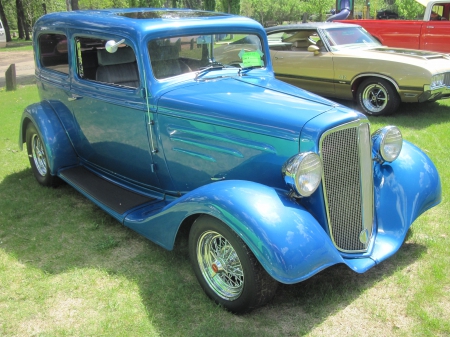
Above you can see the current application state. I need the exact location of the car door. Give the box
[421,21,450,53]
[67,34,161,188]
[269,30,335,97]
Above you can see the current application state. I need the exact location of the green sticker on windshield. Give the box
[239,50,264,67]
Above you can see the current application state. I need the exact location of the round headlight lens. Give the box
[372,126,403,163]
[282,152,322,197]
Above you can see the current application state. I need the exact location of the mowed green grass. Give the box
[0,85,449,336]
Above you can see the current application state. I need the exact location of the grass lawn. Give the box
[0,85,449,336]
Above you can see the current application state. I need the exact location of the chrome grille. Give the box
[320,121,374,252]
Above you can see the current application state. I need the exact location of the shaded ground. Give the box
[0,50,35,87]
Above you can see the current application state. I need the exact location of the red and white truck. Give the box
[336,0,450,53]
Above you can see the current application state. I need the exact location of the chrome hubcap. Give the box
[362,84,388,113]
[31,134,47,176]
[196,230,244,300]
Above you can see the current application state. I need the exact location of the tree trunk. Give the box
[0,0,12,42]
[71,0,79,10]
[204,0,215,11]
[16,0,30,40]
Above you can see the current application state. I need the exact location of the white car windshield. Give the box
[321,27,381,51]
[148,33,265,79]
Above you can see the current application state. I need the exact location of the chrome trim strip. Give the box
[351,73,400,91]
[358,122,374,245]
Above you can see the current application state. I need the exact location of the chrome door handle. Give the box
[68,94,82,101]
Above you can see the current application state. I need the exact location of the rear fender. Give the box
[124,180,344,284]
[19,101,78,175]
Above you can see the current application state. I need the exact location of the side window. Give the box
[75,37,140,88]
[38,34,69,74]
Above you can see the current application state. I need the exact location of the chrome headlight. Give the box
[431,74,445,88]
[372,126,403,163]
[282,152,322,197]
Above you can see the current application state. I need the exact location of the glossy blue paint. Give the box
[22,9,442,293]
[67,81,160,187]
[370,140,441,262]
[157,77,337,142]
[19,102,78,174]
[124,180,345,283]
[123,139,441,284]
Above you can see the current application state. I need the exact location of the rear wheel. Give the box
[357,78,400,116]
[25,123,59,187]
[189,215,278,313]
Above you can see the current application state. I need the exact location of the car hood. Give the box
[338,47,450,73]
[156,75,362,140]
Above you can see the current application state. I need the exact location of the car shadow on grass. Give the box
[0,168,426,336]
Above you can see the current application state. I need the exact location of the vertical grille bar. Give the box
[320,121,374,252]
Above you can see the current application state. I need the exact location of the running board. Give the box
[59,166,157,215]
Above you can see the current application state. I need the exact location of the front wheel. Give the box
[189,215,278,313]
[357,78,400,116]
[25,123,59,187]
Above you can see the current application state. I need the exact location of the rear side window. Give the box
[38,34,69,74]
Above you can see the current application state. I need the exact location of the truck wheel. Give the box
[357,78,400,116]
[25,123,59,187]
[189,215,278,313]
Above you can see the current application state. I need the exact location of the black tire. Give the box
[25,123,59,187]
[189,215,278,313]
[357,77,400,116]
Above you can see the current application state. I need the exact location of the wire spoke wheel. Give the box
[189,215,278,313]
[31,133,48,176]
[25,123,59,187]
[197,230,244,300]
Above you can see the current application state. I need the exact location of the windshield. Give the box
[148,33,265,79]
[321,27,381,51]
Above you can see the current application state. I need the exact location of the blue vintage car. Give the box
[19,8,441,313]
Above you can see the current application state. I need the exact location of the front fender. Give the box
[19,101,78,175]
[370,140,441,263]
[124,180,344,284]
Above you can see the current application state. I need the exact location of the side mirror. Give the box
[308,45,320,55]
[105,39,125,53]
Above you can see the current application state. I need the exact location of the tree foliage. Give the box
[241,0,304,25]
[241,0,335,25]
[396,0,424,19]
[218,0,239,13]
[0,0,433,44]
[204,0,215,11]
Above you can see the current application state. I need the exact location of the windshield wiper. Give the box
[238,65,263,76]
[195,62,226,79]
[195,65,224,79]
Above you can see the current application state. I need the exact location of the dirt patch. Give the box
[0,50,35,87]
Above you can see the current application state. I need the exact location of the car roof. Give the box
[265,22,361,33]
[34,8,263,37]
